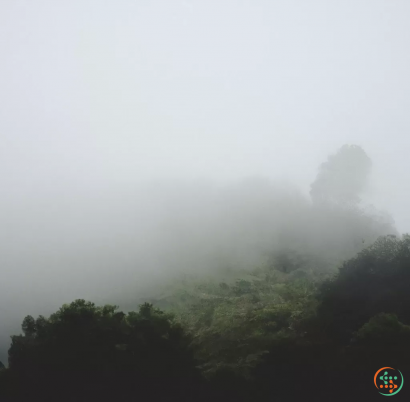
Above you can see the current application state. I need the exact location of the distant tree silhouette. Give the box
[310,144,372,206]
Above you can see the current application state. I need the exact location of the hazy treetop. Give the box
[310,144,372,205]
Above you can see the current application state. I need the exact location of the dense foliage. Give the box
[0,146,408,401]
[317,235,410,343]
[152,260,322,379]
[1,301,202,401]
[2,234,409,401]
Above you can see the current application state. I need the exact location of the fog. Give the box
[1,0,410,364]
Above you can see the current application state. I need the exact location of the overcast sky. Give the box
[1,1,410,222]
[1,0,410,363]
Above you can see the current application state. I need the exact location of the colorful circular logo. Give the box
[374,367,404,396]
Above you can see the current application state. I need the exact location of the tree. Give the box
[317,235,410,344]
[7,300,203,402]
[310,144,372,206]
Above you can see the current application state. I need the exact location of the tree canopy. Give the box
[5,300,202,402]
[310,144,372,206]
[317,234,410,343]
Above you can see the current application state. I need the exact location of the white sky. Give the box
[1,1,410,224]
[2,1,410,229]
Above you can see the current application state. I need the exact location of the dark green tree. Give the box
[317,234,410,344]
[6,300,202,402]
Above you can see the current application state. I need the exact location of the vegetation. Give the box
[1,145,408,401]
[2,233,409,401]
[310,144,372,206]
[1,301,202,401]
[152,259,322,379]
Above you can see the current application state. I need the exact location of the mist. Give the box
[1,0,410,366]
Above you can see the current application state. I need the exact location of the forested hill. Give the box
[1,146,408,401]
[1,234,410,401]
